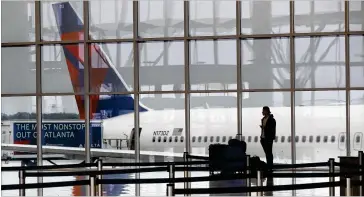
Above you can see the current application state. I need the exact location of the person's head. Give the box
[262,106,271,116]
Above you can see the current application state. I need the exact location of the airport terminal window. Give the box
[331,136,335,143]
[175,136,178,143]
[163,136,167,143]
[340,136,345,143]
[210,136,214,143]
[204,136,208,143]
[323,136,328,143]
[288,136,291,143]
[316,136,321,143]
[302,136,307,143]
[158,136,162,142]
[216,136,220,143]
[281,136,285,143]
[192,136,196,143]
[309,136,314,143]
[248,136,252,142]
[169,136,173,143]
[198,136,202,143]
[181,136,184,143]
[222,136,226,143]
[153,136,156,142]
[295,136,299,143]
[254,136,258,143]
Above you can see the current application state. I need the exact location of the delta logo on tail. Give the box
[52,2,149,120]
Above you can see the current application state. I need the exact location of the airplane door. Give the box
[129,128,142,150]
[338,132,346,151]
[353,132,363,151]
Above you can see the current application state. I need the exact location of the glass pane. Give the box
[350,91,364,156]
[1,1,35,43]
[241,1,290,34]
[242,38,290,90]
[42,1,84,41]
[190,0,236,36]
[1,46,36,94]
[139,41,184,92]
[295,90,346,162]
[349,1,364,31]
[191,93,237,154]
[139,0,184,38]
[42,44,84,93]
[190,40,236,91]
[294,1,345,33]
[242,92,291,164]
[90,0,133,39]
[295,36,345,89]
[350,35,364,87]
[90,42,134,93]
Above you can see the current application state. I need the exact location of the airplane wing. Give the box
[1,144,208,161]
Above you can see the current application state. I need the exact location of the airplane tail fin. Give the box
[52,2,149,119]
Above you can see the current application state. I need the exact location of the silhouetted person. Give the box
[260,106,276,171]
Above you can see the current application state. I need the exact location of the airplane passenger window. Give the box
[274,136,278,142]
[192,136,196,143]
[210,136,214,143]
[281,136,285,142]
[242,136,245,141]
[198,136,202,143]
[228,136,233,141]
[316,136,321,143]
[340,136,345,143]
[216,136,220,143]
[153,136,156,142]
[323,136,328,143]
[163,136,167,142]
[356,136,361,143]
[169,136,172,143]
[288,136,291,143]
[295,136,299,143]
[254,136,258,143]
[248,136,252,142]
[204,136,208,143]
[302,136,306,143]
[222,136,226,142]
[181,136,184,143]
[331,136,335,143]
[309,136,313,143]
[175,136,178,143]
[158,136,162,142]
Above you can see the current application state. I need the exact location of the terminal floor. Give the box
[1,160,341,196]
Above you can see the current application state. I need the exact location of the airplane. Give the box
[2,1,364,166]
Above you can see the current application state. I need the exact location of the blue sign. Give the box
[13,122,102,149]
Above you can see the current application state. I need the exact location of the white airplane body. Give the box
[3,2,364,165]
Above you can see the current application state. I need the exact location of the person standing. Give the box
[260,106,276,171]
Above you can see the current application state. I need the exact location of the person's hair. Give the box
[263,106,271,113]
